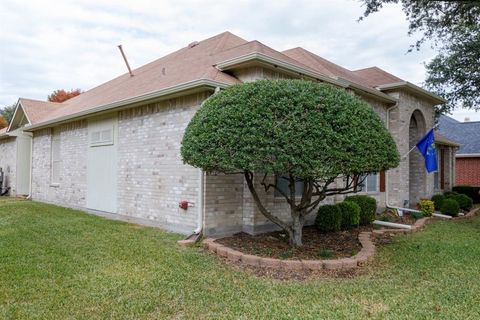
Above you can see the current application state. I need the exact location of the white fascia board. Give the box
[24,79,228,132]
[377,81,447,104]
[456,153,480,158]
[6,100,31,133]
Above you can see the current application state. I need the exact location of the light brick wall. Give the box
[117,92,210,234]
[0,137,17,195]
[31,121,87,206]
[386,91,435,207]
[456,157,480,186]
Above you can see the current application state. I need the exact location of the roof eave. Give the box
[376,81,447,105]
[216,53,397,103]
[216,52,348,87]
[24,79,228,132]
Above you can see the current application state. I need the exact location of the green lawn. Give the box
[1,199,480,319]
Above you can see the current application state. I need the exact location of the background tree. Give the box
[0,103,16,124]
[359,0,480,114]
[48,89,82,103]
[0,116,8,129]
[181,80,400,247]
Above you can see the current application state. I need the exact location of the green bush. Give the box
[316,204,342,232]
[451,194,473,211]
[344,195,377,225]
[411,211,425,220]
[418,199,435,216]
[431,194,445,211]
[453,185,480,203]
[440,198,460,217]
[336,201,361,229]
[444,191,459,198]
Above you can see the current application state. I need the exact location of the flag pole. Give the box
[401,145,417,159]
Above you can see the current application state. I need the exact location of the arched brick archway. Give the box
[409,110,427,206]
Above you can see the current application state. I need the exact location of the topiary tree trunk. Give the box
[244,171,365,247]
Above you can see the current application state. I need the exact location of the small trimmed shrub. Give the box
[440,198,460,217]
[316,204,342,232]
[453,185,480,203]
[444,191,459,198]
[431,194,445,211]
[451,194,473,211]
[344,195,377,225]
[418,199,435,216]
[411,211,424,220]
[336,201,361,229]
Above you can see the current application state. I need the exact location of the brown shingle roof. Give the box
[352,66,403,87]
[19,98,62,124]
[282,47,370,87]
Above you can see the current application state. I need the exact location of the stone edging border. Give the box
[179,206,480,272]
[202,231,375,271]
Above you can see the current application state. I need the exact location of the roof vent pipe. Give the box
[117,45,134,77]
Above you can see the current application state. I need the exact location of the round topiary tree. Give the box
[181,79,400,247]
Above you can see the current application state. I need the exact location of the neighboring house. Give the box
[0,32,457,236]
[438,115,480,187]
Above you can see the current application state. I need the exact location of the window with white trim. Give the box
[359,173,378,193]
[90,127,114,147]
[51,129,61,184]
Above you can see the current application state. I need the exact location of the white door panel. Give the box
[87,116,118,213]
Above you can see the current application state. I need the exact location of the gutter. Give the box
[216,52,397,104]
[456,153,480,158]
[23,79,231,132]
[376,81,447,104]
[216,52,348,87]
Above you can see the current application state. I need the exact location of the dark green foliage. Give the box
[431,194,446,211]
[441,198,460,217]
[336,201,361,229]
[443,191,459,198]
[0,103,16,123]
[451,194,473,211]
[344,195,377,225]
[318,248,334,259]
[411,211,424,220]
[360,1,480,113]
[316,204,342,232]
[453,185,480,203]
[181,80,400,177]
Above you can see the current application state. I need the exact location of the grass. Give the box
[1,199,480,319]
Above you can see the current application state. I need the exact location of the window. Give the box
[274,175,304,197]
[51,129,61,184]
[90,128,114,146]
[359,173,378,193]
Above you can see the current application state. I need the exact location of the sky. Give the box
[0,0,478,121]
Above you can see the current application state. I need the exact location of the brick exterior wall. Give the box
[0,137,17,195]
[117,93,209,233]
[31,121,88,206]
[456,157,480,186]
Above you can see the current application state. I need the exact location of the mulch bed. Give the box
[377,210,418,225]
[216,226,372,260]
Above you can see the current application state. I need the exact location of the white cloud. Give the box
[0,0,478,120]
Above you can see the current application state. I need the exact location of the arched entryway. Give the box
[409,110,427,206]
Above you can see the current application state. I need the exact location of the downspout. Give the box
[385,102,399,209]
[193,169,204,234]
[192,86,221,235]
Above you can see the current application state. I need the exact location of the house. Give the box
[438,115,480,187]
[0,31,457,236]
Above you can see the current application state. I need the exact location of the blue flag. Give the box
[416,129,438,173]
